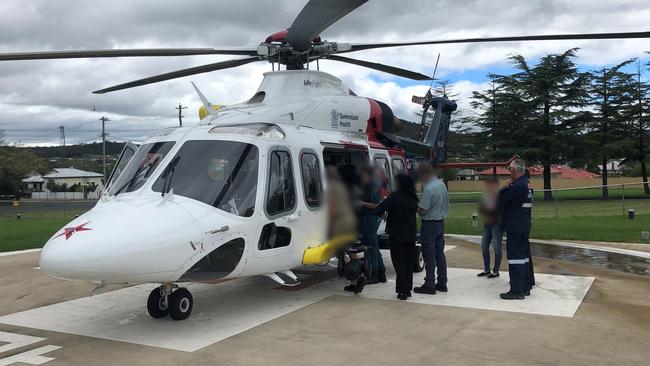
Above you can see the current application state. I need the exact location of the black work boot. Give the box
[344,284,357,292]
[435,283,448,292]
[500,291,525,300]
[413,285,436,295]
[354,276,366,294]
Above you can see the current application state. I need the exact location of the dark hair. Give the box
[394,173,418,202]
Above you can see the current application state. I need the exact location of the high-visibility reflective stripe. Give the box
[522,203,532,208]
[508,258,529,265]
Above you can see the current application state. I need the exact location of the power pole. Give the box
[175,103,187,127]
[59,125,66,146]
[100,116,110,183]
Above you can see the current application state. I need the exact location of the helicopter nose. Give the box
[39,200,204,282]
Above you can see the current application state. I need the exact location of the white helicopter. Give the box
[3,0,649,320]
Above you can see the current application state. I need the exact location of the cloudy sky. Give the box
[0,0,649,145]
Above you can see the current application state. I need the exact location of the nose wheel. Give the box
[147,285,194,320]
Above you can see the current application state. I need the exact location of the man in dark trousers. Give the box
[498,159,532,300]
[414,162,449,295]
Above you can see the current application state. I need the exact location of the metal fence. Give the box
[448,182,650,220]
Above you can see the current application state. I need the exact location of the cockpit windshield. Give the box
[108,141,176,196]
[152,140,259,217]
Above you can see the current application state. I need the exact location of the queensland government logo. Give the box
[330,109,359,129]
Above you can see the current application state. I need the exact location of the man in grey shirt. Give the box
[414,162,449,295]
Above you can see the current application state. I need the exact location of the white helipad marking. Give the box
[350,267,594,317]
[0,345,61,366]
[0,276,331,352]
[0,245,593,352]
[0,331,45,353]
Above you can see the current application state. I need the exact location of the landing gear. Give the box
[147,288,168,318]
[146,284,193,320]
[168,288,193,321]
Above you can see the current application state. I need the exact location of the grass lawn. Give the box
[1,199,650,253]
[0,217,69,252]
[446,214,650,243]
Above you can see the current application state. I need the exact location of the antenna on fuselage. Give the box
[191,81,213,115]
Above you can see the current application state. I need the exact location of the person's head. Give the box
[509,158,526,180]
[484,176,500,193]
[394,173,416,195]
[416,162,435,182]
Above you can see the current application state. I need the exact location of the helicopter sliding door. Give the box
[253,146,302,264]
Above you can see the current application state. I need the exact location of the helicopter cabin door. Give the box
[253,145,321,269]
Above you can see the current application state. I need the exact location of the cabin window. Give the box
[300,152,323,208]
[391,158,406,175]
[108,141,175,195]
[266,149,296,215]
[152,140,259,217]
[258,223,292,250]
[374,155,392,199]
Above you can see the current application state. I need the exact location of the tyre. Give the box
[413,244,424,273]
[146,288,168,319]
[168,288,193,321]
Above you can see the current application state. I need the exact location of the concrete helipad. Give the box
[0,238,648,365]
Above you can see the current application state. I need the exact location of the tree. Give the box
[471,74,535,172]
[0,146,51,196]
[507,49,589,200]
[586,60,635,199]
[628,60,650,194]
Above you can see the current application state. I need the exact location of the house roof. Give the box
[478,165,599,179]
[22,175,44,183]
[43,168,103,179]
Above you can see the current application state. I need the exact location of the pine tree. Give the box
[628,60,650,194]
[507,49,589,200]
[586,60,635,200]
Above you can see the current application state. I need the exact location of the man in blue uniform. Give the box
[498,159,532,300]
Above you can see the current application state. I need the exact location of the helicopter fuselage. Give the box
[39,70,407,285]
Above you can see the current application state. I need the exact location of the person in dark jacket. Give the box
[359,167,385,284]
[498,159,533,300]
[374,173,419,300]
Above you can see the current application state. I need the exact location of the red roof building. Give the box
[478,165,599,179]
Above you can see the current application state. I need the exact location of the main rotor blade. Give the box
[93,57,260,94]
[287,0,368,52]
[344,30,650,53]
[0,48,258,61]
[327,55,431,81]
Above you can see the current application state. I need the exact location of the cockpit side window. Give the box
[108,141,175,196]
[266,149,296,216]
[152,140,259,217]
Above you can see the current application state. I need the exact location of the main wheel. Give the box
[147,288,168,318]
[168,288,193,321]
[413,244,424,273]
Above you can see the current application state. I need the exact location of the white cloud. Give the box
[0,0,649,144]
